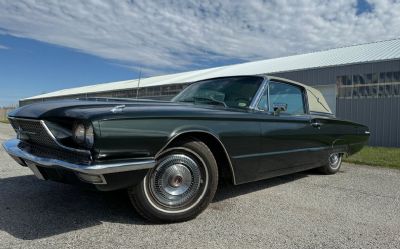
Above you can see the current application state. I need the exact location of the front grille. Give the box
[9,118,58,148]
[9,118,92,164]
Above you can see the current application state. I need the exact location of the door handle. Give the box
[311,120,322,128]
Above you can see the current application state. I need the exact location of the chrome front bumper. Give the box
[2,139,156,184]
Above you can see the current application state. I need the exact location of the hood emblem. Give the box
[111,105,126,113]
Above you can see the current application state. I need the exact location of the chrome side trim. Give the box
[3,139,155,176]
[155,130,238,185]
[232,146,331,159]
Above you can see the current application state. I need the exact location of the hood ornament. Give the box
[111,105,126,113]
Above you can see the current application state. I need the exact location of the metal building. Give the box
[20,39,400,147]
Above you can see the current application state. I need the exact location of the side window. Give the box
[268,81,305,115]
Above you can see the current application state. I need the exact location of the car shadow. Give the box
[0,175,146,240]
[0,171,312,240]
[213,171,309,202]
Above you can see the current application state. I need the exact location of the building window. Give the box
[380,72,386,83]
[353,75,360,85]
[372,73,379,84]
[344,75,352,85]
[336,76,342,85]
[386,72,393,83]
[393,71,400,83]
[393,84,400,96]
[337,75,352,86]
[338,70,400,99]
[365,73,372,84]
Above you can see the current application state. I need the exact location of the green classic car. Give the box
[3,75,369,222]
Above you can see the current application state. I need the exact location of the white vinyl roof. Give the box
[23,38,400,101]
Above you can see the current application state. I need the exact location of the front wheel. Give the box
[128,140,218,222]
[318,153,343,174]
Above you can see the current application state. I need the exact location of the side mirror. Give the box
[272,103,288,115]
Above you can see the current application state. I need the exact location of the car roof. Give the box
[193,75,309,89]
[192,74,333,114]
[266,75,309,88]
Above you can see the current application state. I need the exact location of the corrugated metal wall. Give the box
[337,98,400,147]
[271,60,400,147]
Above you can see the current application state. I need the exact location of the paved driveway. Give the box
[0,123,399,248]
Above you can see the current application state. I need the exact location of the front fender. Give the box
[95,119,221,161]
[155,125,223,157]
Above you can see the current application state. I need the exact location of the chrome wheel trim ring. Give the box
[329,153,341,170]
[143,147,209,214]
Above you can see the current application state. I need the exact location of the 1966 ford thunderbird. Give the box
[3,75,369,222]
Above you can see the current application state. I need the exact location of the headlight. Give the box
[85,124,94,148]
[73,123,85,144]
[73,122,94,148]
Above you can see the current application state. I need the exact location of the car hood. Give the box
[9,99,247,120]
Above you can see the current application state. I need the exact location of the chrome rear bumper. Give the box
[2,139,155,184]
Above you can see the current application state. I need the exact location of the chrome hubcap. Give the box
[162,164,192,195]
[329,153,341,169]
[149,153,203,207]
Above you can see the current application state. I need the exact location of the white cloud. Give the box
[0,0,399,76]
[0,44,7,49]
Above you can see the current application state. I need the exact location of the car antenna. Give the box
[136,68,142,99]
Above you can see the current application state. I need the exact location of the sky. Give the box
[0,0,400,106]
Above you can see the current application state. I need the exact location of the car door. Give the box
[254,81,326,177]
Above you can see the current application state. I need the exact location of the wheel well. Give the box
[164,132,235,184]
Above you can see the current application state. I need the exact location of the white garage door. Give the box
[313,85,336,114]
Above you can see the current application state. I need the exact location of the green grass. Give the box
[344,146,400,169]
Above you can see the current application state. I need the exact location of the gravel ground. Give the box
[0,123,399,249]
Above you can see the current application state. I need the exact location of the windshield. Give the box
[172,76,264,109]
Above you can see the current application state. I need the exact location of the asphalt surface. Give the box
[0,123,399,249]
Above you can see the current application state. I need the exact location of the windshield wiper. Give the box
[179,96,227,108]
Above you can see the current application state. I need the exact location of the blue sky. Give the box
[0,0,398,107]
[0,35,137,105]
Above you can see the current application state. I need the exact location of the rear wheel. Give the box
[128,140,218,222]
[318,153,343,174]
